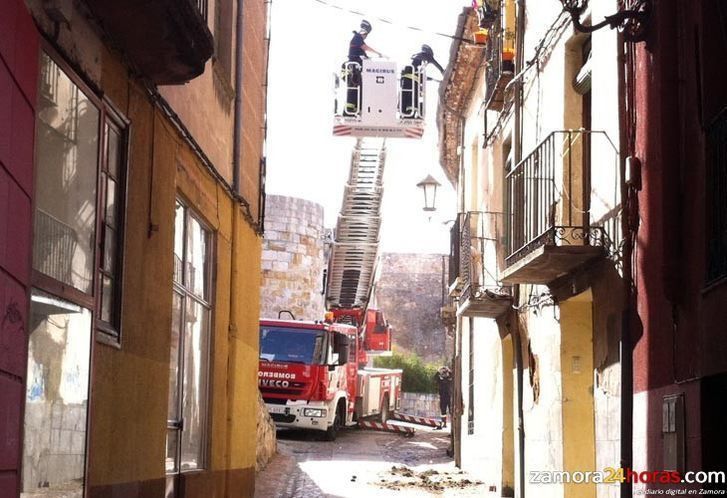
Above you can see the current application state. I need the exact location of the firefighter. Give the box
[400,44,444,119]
[343,20,383,116]
[435,366,453,429]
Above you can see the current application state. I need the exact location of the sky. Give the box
[266,0,470,254]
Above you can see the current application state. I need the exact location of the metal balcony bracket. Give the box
[560,0,650,43]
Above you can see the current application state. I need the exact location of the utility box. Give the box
[333,58,425,139]
[360,60,398,126]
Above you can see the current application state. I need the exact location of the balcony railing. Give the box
[484,5,515,111]
[503,130,616,284]
[32,209,79,285]
[456,211,512,318]
[448,215,461,289]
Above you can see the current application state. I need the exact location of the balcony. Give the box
[502,130,614,284]
[84,0,214,84]
[483,4,515,111]
[454,212,512,319]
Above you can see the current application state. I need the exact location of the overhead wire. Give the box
[309,0,482,45]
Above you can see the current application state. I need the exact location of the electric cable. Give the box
[309,0,482,45]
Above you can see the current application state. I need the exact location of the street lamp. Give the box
[557,0,650,43]
[416,174,442,212]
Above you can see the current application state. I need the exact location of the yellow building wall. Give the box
[559,291,596,498]
[72,19,264,498]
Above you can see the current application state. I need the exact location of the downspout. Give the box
[618,32,635,498]
[513,1,526,497]
[233,0,245,194]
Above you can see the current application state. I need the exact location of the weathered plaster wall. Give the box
[375,253,449,363]
[458,318,504,491]
[260,195,327,321]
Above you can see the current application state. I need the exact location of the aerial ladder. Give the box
[325,56,430,355]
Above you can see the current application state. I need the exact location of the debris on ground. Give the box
[377,465,483,493]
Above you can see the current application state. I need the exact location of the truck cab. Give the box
[258,319,358,440]
[363,308,392,354]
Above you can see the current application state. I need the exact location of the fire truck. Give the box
[258,54,433,439]
[259,317,401,440]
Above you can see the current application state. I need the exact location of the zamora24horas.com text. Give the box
[530,468,726,489]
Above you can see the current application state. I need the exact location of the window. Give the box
[706,108,727,284]
[167,201,213,474]
[213,0,234,88]
[32,49,128,344]
[662,395,685,472]
[23,48,127,496]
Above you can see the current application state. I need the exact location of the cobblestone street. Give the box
[254,425,492,498]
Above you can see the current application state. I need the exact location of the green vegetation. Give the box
[373,352,441,394]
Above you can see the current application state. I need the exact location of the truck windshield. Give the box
[259,327,325,364]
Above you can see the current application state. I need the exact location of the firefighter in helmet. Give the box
[400,44,444,119]
[343,20,383,116]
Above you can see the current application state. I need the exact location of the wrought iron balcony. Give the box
[484,8,515,111]
[455,211,512,318]
[502,130,614,284]
[84,0,214,84]
[447,215,464,297]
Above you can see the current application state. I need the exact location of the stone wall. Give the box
[260,195,328,321]
[256,390,277,472]
[375,253,451,363]
[399,392,441,419]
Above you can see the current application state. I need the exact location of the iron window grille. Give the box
[706,108,727,284]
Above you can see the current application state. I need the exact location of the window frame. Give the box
[167,198,215,475]
[31,44,130,347]
[94,100,130,347]
[706,107,727,286]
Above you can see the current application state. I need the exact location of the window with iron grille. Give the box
[706,108,727,284]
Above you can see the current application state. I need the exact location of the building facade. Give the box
[1,0,268,496]
[439,2,625,497]
[0,2,39,496]
[630,1,727,493]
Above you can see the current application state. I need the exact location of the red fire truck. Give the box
[329,308,392,354]
[259,317,401,440]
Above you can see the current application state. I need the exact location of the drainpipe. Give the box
[513,1,526,497]
[233,0,245,194]
[618,32,634,498]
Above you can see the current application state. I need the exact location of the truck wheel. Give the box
[380,394,390,423]
[324,405,342,441]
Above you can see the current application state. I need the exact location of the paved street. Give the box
[254,425,491,498]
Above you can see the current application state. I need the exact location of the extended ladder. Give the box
[326,138,386,310]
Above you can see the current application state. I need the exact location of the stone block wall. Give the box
[260,195,328,321]
[255,390,276,472]
[399,392,441,419]
[375,253,451,362]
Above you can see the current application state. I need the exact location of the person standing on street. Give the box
[435,366,453,428]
